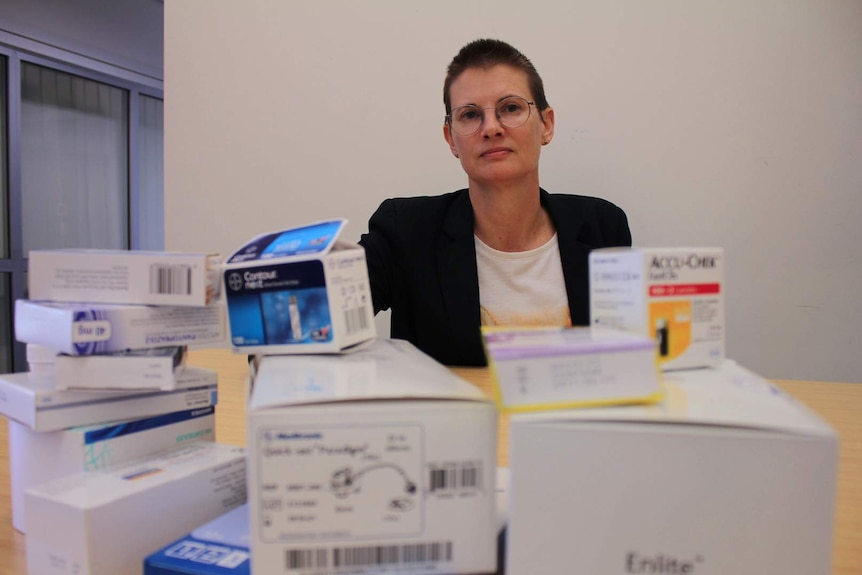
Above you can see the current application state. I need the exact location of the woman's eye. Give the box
[501,102,522,114]
[459,108,480,121]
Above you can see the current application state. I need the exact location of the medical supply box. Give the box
[506,360,838,575]
[247,338,498,575]
[0,366,218,431]
[28,249,221,306]
[54,346,187,391]
[8,406,215,533]
[25,441,247,575]
[482,326,662,413]
[14,299,226,355]
[222,219,375,354]
[589,247,724,370]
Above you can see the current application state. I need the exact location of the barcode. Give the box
[343,307,368,334]
[428,462,482,493]
[285,541,453,571]
[149,264,192,295]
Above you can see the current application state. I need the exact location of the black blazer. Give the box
[358,188,632,366]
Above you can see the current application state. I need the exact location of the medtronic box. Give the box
[223,219,375,354]
[28,249,222,306]
[506,360,838,575]
[9,406,215,533]
[247,339,497,575]
[15,299,226,355]
[589,247,724,370]
[26,441,247,575]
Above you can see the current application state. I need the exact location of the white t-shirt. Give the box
[475,233,571,327]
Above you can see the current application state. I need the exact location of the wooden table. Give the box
[0,349,860,574]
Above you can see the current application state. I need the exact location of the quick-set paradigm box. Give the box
[9,406,216,534]
[26,441,247,575]
[28,249,221,306]
[222,219,376,354]
[506,360,838,575]
[0,366,218,431]
[247,339,498,575]
[15,299,226,355]
[589,247,725,370]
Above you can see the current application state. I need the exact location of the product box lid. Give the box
[514,360,835,437]
[224,219,348,266]
[248,338,487,411]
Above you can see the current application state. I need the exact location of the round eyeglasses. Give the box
[446,96,536,137]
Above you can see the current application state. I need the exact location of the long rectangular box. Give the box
[26,441,247,575]
[0,366,218,431]
[9,405,216,533]
[54,346,188,391]
[247,339,498,575]
[28,249,221,306]
[223,219,375,354]
[15,299,226,355]
[589,247,724,370]
[506,360,838,574]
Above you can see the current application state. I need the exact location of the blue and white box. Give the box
[222,219,375,354]
[144,504,250,575]
[15,299,226,355]
[8,406,216,533]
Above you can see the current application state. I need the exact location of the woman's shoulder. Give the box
[542,190,628,219]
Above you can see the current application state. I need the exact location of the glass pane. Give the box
[0,273,11,374]
[138,94,164,250]
[20,63,129,254]
[0,55,7,257]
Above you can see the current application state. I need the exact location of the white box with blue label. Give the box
[223,220,376,354]
[8,406,216,533]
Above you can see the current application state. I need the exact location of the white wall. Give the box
[165,0,862,382]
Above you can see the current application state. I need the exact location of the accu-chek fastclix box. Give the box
[222,219,375,354]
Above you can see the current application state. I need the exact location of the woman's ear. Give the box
[443,123,459,158]
[540,106,555,146]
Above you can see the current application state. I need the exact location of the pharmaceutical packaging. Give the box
[223,219,375,354]
[247,339,497,575]
[54,346,187,391]
[589,247,725,370]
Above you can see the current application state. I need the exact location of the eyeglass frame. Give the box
[445,96,537,137]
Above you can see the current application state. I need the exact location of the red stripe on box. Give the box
[649,283,721,297]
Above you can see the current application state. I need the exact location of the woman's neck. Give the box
[469,181,555,252]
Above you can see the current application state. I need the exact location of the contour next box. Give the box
[28,249,221,306]
[247,339,497,575]
[15,299,226,355]
[0,366,218,431]
[9,405,215,533]
[589,247,724,370]
[222,219,375,354]
[26,441,247,575]
[506,360,838,575]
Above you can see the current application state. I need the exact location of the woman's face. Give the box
[444,64,554,189]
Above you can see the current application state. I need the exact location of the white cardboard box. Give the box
[9,405,216,533]
[506,360,838,574]
[483,326,662,412]
[15,299,226,354]
[26,441,247,575]
[222,219,375,354]
[28,249,221,306]
[247,339,497,575]
[0,366,218,431]
[589,247,725,370]
[54,346,188,391]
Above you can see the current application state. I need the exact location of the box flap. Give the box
[248,339,487,410]
[225,220,347,265]
[514,360,835,437]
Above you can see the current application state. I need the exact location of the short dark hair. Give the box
[443,38,549,115]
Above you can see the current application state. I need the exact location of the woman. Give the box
[359,38,631,366]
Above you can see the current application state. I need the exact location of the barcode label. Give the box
[149,264,192,295]
[343,306,368,334]
[428,462,482,493]
[285,542,453,571]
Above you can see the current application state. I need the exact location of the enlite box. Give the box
[589,247,725,370]
[26,441,247,575]
[247,339,497,575]
[506,360,839,575]
[144,504,251,575]
[15,299,226,355]
[9,405,215,533]
[28,249,221,306]
[0,366,218,431]
[222,219,375,354]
